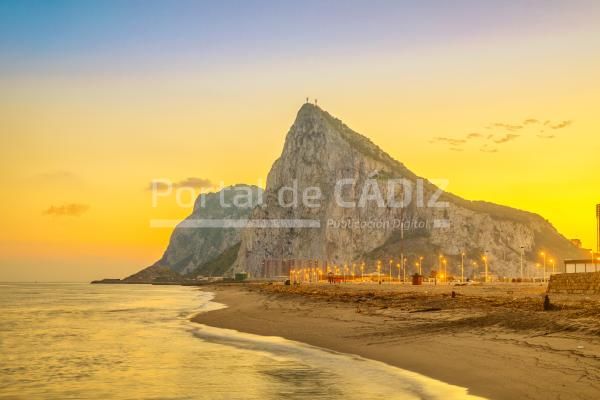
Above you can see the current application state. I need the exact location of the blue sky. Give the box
[2,0,598,76]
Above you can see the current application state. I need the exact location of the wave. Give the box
[189,292,485,400]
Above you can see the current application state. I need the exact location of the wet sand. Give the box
[192,282,600,400]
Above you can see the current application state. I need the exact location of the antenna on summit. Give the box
[314,98,318,106]
[305,97,309,103]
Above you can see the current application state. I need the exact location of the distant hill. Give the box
[122,264,183,283]
[127,185,261,282]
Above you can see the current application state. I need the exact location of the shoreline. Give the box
[192,283,600,400]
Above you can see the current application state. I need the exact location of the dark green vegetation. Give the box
[186,242,242,278]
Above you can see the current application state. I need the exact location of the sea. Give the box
[0,283,483,399]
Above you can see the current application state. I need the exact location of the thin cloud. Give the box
[430,116,572,152]
[43,203,89,217]
[480,145,498,153]
[489,123,523,131]
[146,177,213,191]
[430,137,467,146]
[493,134,520,144]
[551,120,573,130]
[466,132,483,139]
[174,177,213,188]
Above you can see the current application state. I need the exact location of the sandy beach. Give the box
[192,282,600,400]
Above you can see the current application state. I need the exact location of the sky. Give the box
[1,0,599,281]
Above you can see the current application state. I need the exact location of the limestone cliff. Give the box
[234,104,585,278]
[126,185,261,281]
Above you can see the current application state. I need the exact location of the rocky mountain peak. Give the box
[234,105,586,278]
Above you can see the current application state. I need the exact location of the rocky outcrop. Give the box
[185,242,241,278]
[122,264,183,283]
[129,104,585,280]
[135,185,261,279]
[234,104,586,278]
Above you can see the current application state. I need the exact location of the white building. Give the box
[564,259,600,273]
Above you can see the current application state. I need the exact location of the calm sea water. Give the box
[0,283,482,400]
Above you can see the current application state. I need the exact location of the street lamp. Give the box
[442,258,447,283]
[460,252,465,282]
[540,252,547,283]
[418,256,424,275]
[520,245,524,282]
[482,254,488,283]
[360,263,365,281]
[389,259,393,283]
[550,259,555,275]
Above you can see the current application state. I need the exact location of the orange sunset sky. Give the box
[1,1,599,281]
